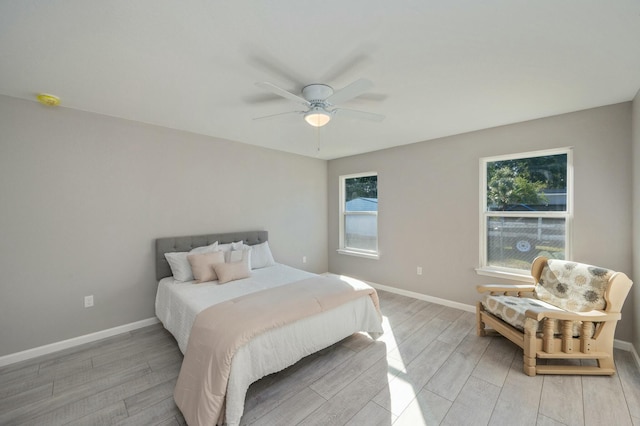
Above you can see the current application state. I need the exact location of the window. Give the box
[338,172,378,259]
[479,148,572,277]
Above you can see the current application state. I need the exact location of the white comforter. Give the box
[155,264,383,426]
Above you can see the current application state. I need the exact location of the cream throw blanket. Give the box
[173,275,381,426]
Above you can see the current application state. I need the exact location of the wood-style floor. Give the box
[1,290,639,425]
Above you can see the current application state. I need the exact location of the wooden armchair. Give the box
[476,257,632,376]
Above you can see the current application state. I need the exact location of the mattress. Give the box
[155,263,383,425]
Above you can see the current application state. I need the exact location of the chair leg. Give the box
[523,328,537,376]
[594,324,617,375]
[476,302,486,337]
[523,354,537,376]
[597,354,615,373]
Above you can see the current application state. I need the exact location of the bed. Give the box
[154,231,383,426]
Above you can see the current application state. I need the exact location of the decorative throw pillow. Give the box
[214,257,251,284]
[535,259,612,312]
[187,251,225,283]
[164,241,218,281]
[247,241,276,269]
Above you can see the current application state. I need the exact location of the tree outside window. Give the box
[481,150,571,273]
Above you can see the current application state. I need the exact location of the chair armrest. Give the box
[524,308,621,322]
[476,284,536,294]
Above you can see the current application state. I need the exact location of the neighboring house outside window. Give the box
[338,172,379,259]
[478,148,572,279]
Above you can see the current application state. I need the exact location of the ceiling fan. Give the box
[253,78,385,127]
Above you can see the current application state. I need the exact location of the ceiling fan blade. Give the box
[255,82,309,106]
[247,54,306,87]
[326,78,374,105]
[333,108,385,122]
[243,93,289,105]
[253,110,305,121]
[321,53,371,83]
[356,93,388,102]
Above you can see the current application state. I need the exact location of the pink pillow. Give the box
[214,258,251,284]
[187,251,225,283]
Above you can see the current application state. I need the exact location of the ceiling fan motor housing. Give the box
[302,84,334,104]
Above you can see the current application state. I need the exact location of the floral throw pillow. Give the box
[534,259,612,312]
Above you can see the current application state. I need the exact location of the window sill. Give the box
[337,249,379,260]
[475,267,533,283]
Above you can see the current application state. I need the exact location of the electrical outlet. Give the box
[417,266,423,275]
[84,295,94,308]
[302,256,307,264]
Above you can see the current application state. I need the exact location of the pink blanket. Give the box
[173,275,380,426]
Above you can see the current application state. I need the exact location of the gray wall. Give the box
[0,95,328,357]
[1,93,636,357]
[328,103,634,341]
[633,89,640,354]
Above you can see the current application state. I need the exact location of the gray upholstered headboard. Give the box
[155,230,268,281]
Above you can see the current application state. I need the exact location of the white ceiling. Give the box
[1,1,639,160]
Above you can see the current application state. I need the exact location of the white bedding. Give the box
[155,263,383,426]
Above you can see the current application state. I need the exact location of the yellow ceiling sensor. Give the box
[36,93,61,106]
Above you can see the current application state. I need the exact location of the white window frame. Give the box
[338,172,379,259]
[477,147,573,281]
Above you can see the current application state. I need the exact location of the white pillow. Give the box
[190,241,219,254]
[217,240,244,253]
[249,241,276,269]
[164,241,218,281]
[164,252,192,281]
[227,246,252,265]
[219,241,244,262]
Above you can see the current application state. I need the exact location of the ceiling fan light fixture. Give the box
[304,108,331,127]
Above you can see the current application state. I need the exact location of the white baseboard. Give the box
[324,273,475,313]
[614,339,640,369]
[364,280,476,313]
[0,317,160,368]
